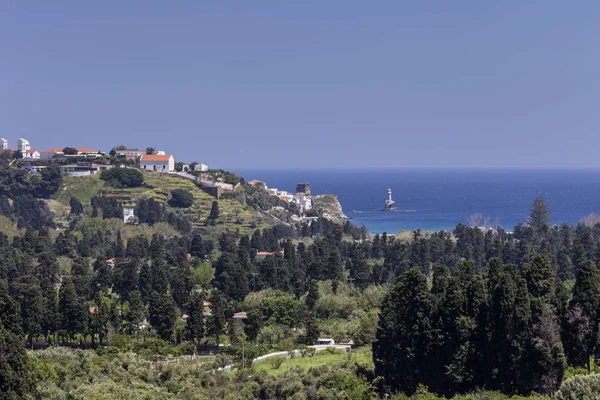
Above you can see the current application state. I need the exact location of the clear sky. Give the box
[1,1,599,169]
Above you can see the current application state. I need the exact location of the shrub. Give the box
[168,189,194,208]
[100,168,144,188]
[556,373,600,400]
[269,356,286,369]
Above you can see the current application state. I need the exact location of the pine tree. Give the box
[349,251,371,290]
[186,292,205,348]
[71,257,91,300]
[149,292,177,341]
[207,290,228,346]
[114,230,125,258]
[373,268,434,395]
[565,260,600,370]
[40,278,59,341]
[528,197,551,233]
[209,201,220,221]
[69,196,84,215]
[0,294,30,398]
[58,277,87,342]
[10,275,43,347]
[305,280,319,310]
[125,290,146,335]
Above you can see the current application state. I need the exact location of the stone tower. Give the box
[296,182,311,195]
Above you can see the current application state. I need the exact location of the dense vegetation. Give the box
[99,167,144,188]
[1,162,600,399]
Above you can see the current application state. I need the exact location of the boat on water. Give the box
[381,188,396,211]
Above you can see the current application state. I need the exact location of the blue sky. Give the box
[1,1,599,169]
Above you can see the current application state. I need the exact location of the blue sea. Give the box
[234,169,600,234]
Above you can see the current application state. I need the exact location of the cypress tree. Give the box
[374,268,434,395]
[149,292,177,342]
[207,290,228,346]
[69,196,84,215]
[58,277,87,342]
[565,260,600,370]
[186,291,205,349]
[0,294,30,398]
[209,201,220,221]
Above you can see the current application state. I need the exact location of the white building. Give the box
[0,138,8,151]
[123,208,135,224]
[23,149,41,159]
[15,138,40,159]
[17,138,31,153]
[139,154,175,172]
[293,194,312,211]
[194,163,209,172]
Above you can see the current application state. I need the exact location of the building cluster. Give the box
[248,180,313,212]
[5,138,209,177]
[1,138,41,159]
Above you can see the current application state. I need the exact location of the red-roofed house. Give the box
[140,154,175,172]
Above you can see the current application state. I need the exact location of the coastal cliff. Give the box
[312,194,348,224]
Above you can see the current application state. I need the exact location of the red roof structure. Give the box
[140,154,172,161]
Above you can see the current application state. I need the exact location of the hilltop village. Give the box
[0,137,348,232]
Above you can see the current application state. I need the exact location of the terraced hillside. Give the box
[51,172,272,235]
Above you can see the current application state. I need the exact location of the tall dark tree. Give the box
[305,280,319,311]
[374,268,434,395]
[207,289,228,346]
[69,196,84,215]
[58,277,87,342]
[565,260,600,370]
[124,290,146,335]
[186,291,205,348]
[209,200,220,221]
[0,293,30,398]
[149,292,177,341]
[528,197,551,233]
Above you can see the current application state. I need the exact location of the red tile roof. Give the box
[140,154,172,161]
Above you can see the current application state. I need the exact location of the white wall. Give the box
[140,156,175,172]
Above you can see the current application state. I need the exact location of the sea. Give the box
[234,169,600,234]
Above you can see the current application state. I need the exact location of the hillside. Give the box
[50,172,273,235]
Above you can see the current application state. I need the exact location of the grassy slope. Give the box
[252,347,373,376]
[51,172,271,235]
[48,175,106,218]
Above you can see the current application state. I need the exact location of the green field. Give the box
[252,347,373,376]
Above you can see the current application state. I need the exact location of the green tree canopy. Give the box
[100,168,144,188]
[168,189,194,208]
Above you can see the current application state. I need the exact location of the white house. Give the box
[293,194,312,211]
[123,208,135,224]
[0,138,8,151]
[194,163,209,172]
[139,154,175,172]
[23,149,41,159]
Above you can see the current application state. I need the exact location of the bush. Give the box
[269,356,286,369]
[556,373,600,400]
[100,168,144,188]
[168,189,194,208]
